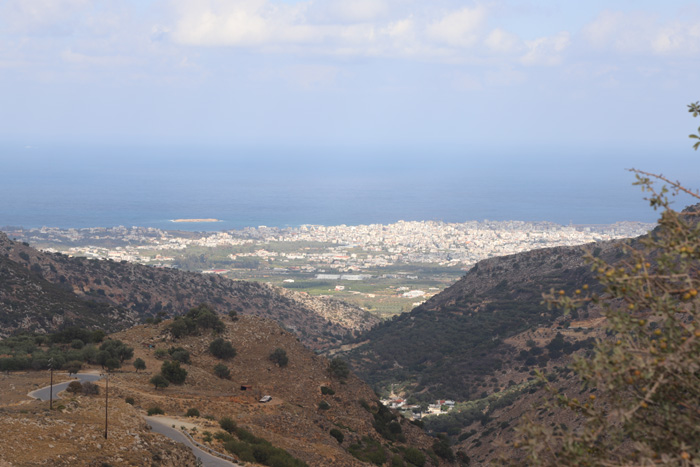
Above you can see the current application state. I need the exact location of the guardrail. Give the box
[179,427,240,465]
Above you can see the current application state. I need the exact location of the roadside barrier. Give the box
[179,427,240,465]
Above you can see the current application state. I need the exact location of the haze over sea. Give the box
[2,143,699,232]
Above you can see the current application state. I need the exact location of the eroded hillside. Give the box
[0,232,374,349]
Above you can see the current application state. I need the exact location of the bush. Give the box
[328,358,349,379]
[99,340,134,364]
[268,348,288,367]
[81,381,99,395]
[186,408,200,417]
[133,358,146,372]
[219,417,237,433]
[318,401,330,410]
[63,360,82,375]
[329,428,344,443]
[147,406,164,416]
[402,447,426,467]
[169,349,191,364]
[213,363,231,379]
[432,437,455,462]
[150,374,169,390]
[154,348,168,359]
[209,338,236,360]
[168,304,225,338]
[320,386,335,395]
[161,361,187,384]
[349,437,387,466]
[66,381,83,394]
[125,397,135,405]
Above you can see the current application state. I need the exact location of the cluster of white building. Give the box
[10,220,653,273]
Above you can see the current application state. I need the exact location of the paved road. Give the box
[28,373,101,401]
[27,376,238,466]
[145,416,239,467]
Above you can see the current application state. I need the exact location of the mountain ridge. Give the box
[0,232,377,349]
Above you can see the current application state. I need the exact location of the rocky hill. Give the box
[0,314,459,466]
[114,315,459,466]
[337,230,649,464]
[0,232,372,349]
[342,240,626,400]
[0,249,136,338]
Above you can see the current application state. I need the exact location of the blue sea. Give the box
[2,143,699,231]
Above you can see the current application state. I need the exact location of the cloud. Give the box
[0,0,93,35]
[171,0,276,47]
[308,0,391,24]
[60,49,137,67]
[425,6,487,48]
[484,28,521,54]
[582,10,700,56]
[520,31,570,66]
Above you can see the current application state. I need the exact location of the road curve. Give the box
[145,416,239,467]
[27,375,239,466]
[28,373,101,401]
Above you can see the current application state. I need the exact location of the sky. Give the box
[1,0,700,152]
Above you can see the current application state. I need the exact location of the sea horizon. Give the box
[3,143,699,231]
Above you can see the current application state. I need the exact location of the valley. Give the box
[3,220,651,318]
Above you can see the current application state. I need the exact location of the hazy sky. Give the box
[2,0,700,149]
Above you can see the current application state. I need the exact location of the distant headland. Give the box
[171,218,221,223]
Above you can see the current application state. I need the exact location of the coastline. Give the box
[171,218,221,223]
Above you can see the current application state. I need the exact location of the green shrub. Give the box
[133,358,146,372]
[213,363,231,379]
[168,304,225,338]
[219,417,237,433]
[328,358,349,379]
[349,437,387,466]
[66,381,83,394]
[318,401,330,410]
[149,374,169,390]
[209,338,236,360]
[186,408,200,417]
[269,348,288,367]
[320,386,335,395]
[329,428,344,443]
[402,447,426,467]
[168,347,191,364]
[125,397,135,405]
[161,361,187,384]
[147,406,164,416]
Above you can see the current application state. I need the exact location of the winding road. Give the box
[145,416,239,466]
[27,373,239,467]
[27,372,101,401]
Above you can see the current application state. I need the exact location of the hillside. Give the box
[342,240,627,401]
[0,248,135,337]
[337,231,650,464]
[0,372,198,466]
[0,315,458,466]
[0,232,375,349]
[114,315,458,466]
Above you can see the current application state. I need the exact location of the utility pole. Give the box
[103,371,109,439]
[48,357,54,410]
